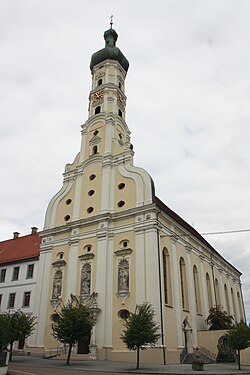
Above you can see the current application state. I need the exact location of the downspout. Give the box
[210,253,217,307]
[156,211,166,365]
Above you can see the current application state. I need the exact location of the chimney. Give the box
[13,232,20,239]
[31,227,38,235]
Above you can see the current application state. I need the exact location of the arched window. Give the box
[162,248,172,306]
[206,273,213,309]
[231,288,236,320]
[224,284,230,314]
[237,291,244,321]
[92,146,98,155]
[118,109,122,118]
[97,78,102,86]
[179,257,188,310]
[95,106,101,114]
[215,278,221,306]
[193,265,202,314]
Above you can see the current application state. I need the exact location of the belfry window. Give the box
[118,109,122,118]
[95,106,101,114]
[92,146,98,155]
[97,79,102,86]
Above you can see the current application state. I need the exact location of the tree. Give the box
[4,310,36,362]
[205,305,234,330]
[121,302,161,369]
[0,314,10,352]
[52,297,96,365]
[227,321,250,370]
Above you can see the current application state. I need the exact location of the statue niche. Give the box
[216,335,236,362]
[81,263,91,297]
[52,270,62,299]
[118,258,129,296]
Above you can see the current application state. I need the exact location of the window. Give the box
[163,248,172,305]
[237,291,244,321]
[118,183,125,190]
[224,284,230,313]
[0,294,2,308]
[118,82,122,89]
[8,293,16,309]
[64,215,70,221]
[92,146,98,155]
[66,199,72,205]
[88,190,95,196]
[23,291,31,307]
[118,109,122,118]
[95,106,101,114]
[193,265,202,314]
[89,174,96,181]
[206,273,213,308]
[12,267,19,281]
[117,200,125,207]
[118,309,130,320]
[97,79,102,86]
[0,269,6,283]
[87,207,94,213]
[26,264,34,279]
[231,288,236,319]
[214,278,221,306]
[123,241,128,248]
[179,257,188,310]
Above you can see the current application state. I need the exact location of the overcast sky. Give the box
[1,0,250,322]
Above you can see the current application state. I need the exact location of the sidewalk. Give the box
[8,355,250,375]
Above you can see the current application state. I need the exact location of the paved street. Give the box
[6,356,250,375]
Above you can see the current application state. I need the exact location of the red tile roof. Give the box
[0,233,41,264]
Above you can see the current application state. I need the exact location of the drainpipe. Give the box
[156,211,166,365]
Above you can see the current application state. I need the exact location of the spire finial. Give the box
[110,14,114,29]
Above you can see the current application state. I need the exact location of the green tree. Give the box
[5,310,36,361]
[121,302,161,369]
[0,314,10,353]
[205,305,234,330]
[0,311,36,362]
[227,321,250,370]
[52,297,96,365]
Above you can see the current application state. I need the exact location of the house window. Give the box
[23,291,31,307]
[12,267,19,281]
[8,293,16,309]
[26,264,34,279]
[0,269,6,283]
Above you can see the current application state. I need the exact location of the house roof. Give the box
[0,233,41,265]
[154,196,241,275]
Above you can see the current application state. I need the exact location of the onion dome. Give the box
[90,26,129,72]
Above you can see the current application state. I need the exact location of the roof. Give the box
[0,233,41,265]
[90,27,129,72]
[154,196,241,275]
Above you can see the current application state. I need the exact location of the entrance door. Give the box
[77,335,90,354]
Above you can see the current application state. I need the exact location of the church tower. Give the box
[30,23,245,364]
[31,23,159,359]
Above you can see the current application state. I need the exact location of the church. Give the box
[29,23,245,364]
